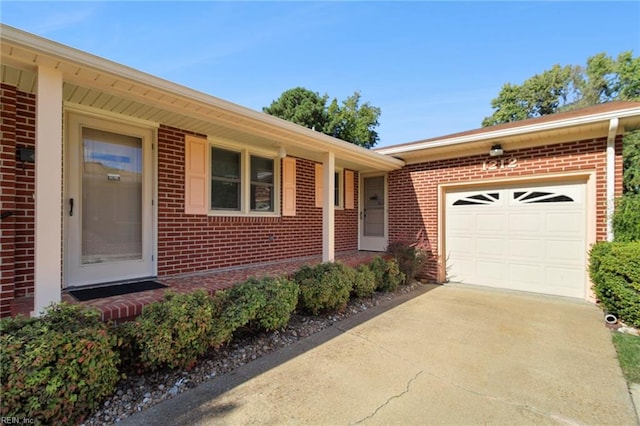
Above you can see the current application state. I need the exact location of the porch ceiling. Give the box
[1,24,404,174]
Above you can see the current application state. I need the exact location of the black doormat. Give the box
[69,280,167,301]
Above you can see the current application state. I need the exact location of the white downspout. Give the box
[606,118,619,242]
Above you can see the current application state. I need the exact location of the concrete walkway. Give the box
[121,284,638,425]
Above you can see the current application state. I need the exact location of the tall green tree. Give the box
[262,87,328,131]
[482,65,579,127]
[482,51,640,194]
[264,87,381,149]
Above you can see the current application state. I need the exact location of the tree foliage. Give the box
[263,87,381,149]
[482,51,640,194]
[483,51,639,127]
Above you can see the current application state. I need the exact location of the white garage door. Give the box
[445,182,587,298]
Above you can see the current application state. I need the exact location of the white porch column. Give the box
[33,65,63,315]
[322,152,335,262]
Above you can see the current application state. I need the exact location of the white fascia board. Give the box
[2,24,404,172]
[377,107,640,155]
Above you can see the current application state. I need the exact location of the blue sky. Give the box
[1,1,639,147]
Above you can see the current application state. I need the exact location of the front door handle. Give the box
[69,198,74,216]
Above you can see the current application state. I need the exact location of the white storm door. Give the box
[360,175,387,251]
[65,113,154,287]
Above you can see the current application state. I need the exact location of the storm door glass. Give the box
[364,176,385,236]
[81,128,143,264]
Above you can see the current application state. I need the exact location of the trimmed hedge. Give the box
[589,241,640,327]
[1,257,416,419]
[351,264,377,298]
[250,277,299,331]
[120,290,217,371]
[0,304,120,425]
[369,256,405,292]
[294,262,353,314]
[219,276,299,333]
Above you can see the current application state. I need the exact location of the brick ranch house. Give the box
[1,24,640,318]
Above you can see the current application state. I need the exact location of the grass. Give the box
[612,332,640,384]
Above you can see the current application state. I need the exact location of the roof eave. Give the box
[1,24,404,172]
[377,107,640,156]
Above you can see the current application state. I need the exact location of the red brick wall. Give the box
[1,84,17,317]
[388,136,624,281]
[157,125,358,277]
[14,91,36,298]
[0,84,36,317]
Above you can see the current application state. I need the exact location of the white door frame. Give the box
[359,173,388,252]
[64,111,156,287]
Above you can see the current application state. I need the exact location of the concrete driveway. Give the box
[121,284,638,425]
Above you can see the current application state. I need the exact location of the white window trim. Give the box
[208,139,281,217]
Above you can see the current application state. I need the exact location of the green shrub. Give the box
[294,262,353,315]
[250,277,299,331]
[369,256,405,292]
[387,240,428,285]
[589,241,640,327]
[218,280,266,332]
[0,303,120,425]
[123,290,216,371]
[218,276,299,333]
[351,264,377,298]
[613,194,640,242]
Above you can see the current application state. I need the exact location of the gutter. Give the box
[606,118,619,242]
[377,107,640,155]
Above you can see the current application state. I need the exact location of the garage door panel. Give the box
[546,240,585,261]
[509,263,544,286]
[509,213,543,232]
[476,261,508,282]
[447,236,475,256]
[476,238,507,256]
[448,259,476,283]
[545,212,584,233]
[447,214,475,232]
[445,182,587,299]
[508,239,545,258]
[476,214,507,232]
[545,268,585,298]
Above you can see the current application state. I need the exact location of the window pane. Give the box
[211,147,241,210]
[212,148,240,179]
[250,155,274,212]
[211,181,240,210]
[82,128,142,263]
[335,172,340,206]
[251,184,273,211]
[251,156,273,184]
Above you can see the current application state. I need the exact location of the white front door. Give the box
[65,113,154,287]
[360,175,387,251]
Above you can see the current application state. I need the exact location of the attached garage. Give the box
[380,102,640,302]
[444,182,587,298]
